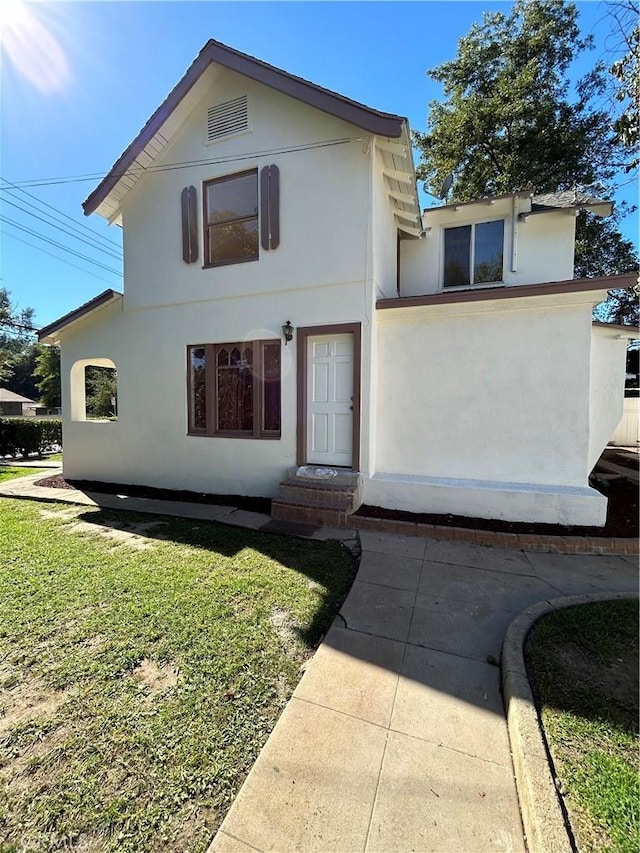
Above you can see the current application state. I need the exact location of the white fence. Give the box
[608,397,640,446]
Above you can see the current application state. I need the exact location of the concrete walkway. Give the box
[1,470,637,852]
[211,533,637,853]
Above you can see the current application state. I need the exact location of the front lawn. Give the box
[0,467,45,483]
[526,600,639,853]
[0,499,357,852]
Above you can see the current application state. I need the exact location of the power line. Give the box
[9,137,360,189]
[0,177,122,248]
[1,216,122,277]
[1,229,122,288]
[0,197,123,261]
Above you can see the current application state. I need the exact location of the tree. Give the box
[34,344,61,408]
[414,0,638,290]
[607,1,639,171]
[0,287,36,384]
[85,366,117,418]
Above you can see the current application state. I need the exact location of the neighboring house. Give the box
[39,39,638,527]
[0,388,36,417]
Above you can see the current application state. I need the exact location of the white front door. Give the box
[306,333,353,466]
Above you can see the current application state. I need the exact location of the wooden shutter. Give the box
[260,165,280,251]
[181,186,198,263]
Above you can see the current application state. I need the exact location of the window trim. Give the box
[187,340,281,439]
[441,218,505,290]
[202,168,259,269]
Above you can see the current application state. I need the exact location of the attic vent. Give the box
[207,96,249,142]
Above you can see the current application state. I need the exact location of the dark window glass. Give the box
[189,346,207,430]
[188,340,281,438]
[474,220,504,284]
[443,225,471,287]
[204,170,258,266]
[216,353,253,432]
[262,342,281,433]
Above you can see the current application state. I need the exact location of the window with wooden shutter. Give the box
[203,170,259,267]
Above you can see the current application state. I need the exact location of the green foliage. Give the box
[0,288,36,385]
[414,0,639,291]
[608,1,639,170]
[85,366,117,418]
[414,1,613,198]
[0,418,62,458]
[34,344,61,408]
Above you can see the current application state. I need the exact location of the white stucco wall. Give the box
[400,196,576,298]
[59,281,376,497]
[588,327,629,468]
[367,295,608,524]
[120,67,373,311]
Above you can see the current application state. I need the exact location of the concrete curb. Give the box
[350,515,638,555]
[501,592,639,853]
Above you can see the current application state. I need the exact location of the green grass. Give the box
[0,499,357,852]
[526,599,639,853]
[0,467,45,483]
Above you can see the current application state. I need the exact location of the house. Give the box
[39,39,638,527]
[0,388,36,417]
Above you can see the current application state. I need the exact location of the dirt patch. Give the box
[270,608,299,653]
[0,677,70,736]
[42,508,167,550]
[131,659,179,696]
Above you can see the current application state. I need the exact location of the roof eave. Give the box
[38,290,123,344]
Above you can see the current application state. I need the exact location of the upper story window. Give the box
[203,169,259,267]
[443,220,504,288]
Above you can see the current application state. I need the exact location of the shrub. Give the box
[0,419,62,458]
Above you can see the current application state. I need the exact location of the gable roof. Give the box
[0,388,36,405]
[83,39,408,222]
[38,289,123,344]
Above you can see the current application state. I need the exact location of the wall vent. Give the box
[207,96,249,142]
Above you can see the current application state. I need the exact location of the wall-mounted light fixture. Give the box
[282,320,294,345]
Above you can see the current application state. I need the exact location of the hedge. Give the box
[0,419,62,458]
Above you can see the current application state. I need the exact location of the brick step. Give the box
[271,499,348,527]
[277,481,358,511]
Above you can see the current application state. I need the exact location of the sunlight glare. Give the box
[1,0,72,93]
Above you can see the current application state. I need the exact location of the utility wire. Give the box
[9,137,360,189]
[0,197,123,261]
[1,216,122,277]
[1,229,122,288]
[0,177,122,248]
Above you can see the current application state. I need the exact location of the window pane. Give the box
[262,343,281,433]
[217,357,253,432]
[206,172,258,225]
[474,220,504,284]
[444,226,471,287]
[189,347,207,430]
[208,220,258,264]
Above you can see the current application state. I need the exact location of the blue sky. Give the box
[1,0,636,329]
